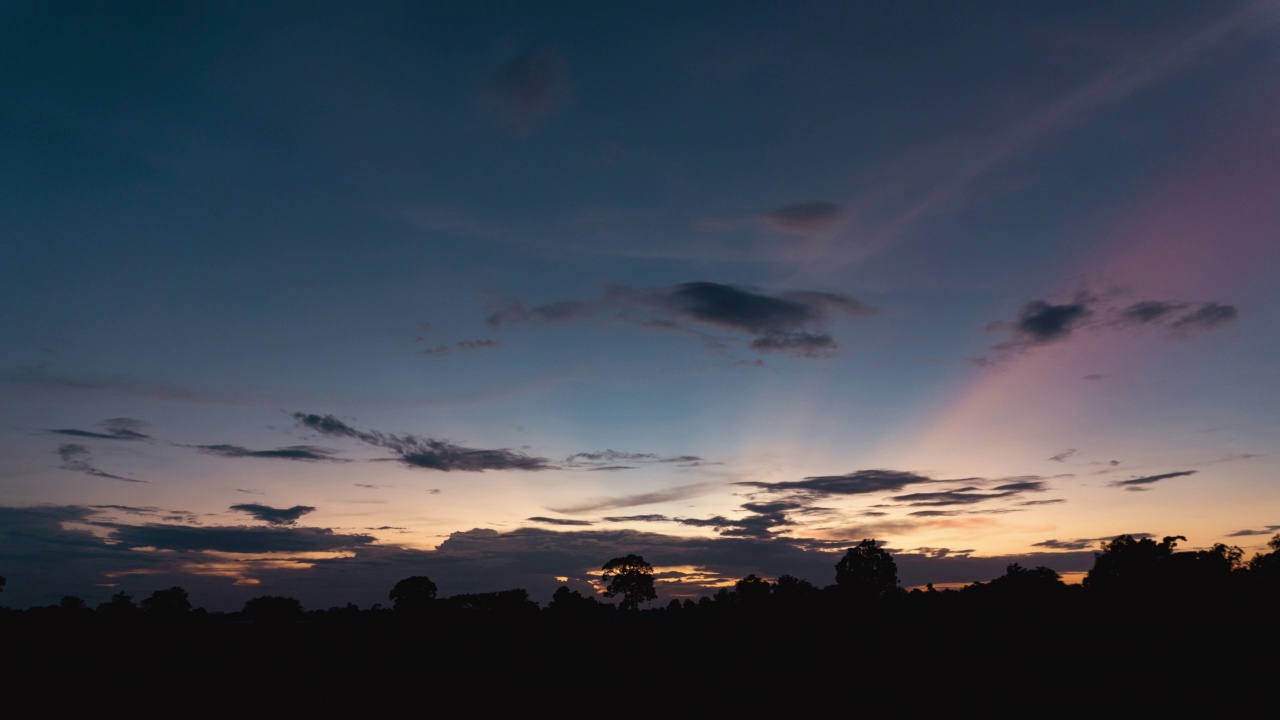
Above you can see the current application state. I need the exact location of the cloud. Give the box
[602,514,672,523]
[1118,301,1186,325]
[891,478,1046,507]
[563,449,704,471]
[1010,298,1093,344]
[420,339,502,360]
[50,417,150,441]
[486,281,875,358]
[483,47,572,136]
[991,479,1047,493]
[293,413,553,471]
[890,488,1018,507]
[1226,525,1280,537]
[0,505,1109,610]
[673,501,806,539]
[1048,449,1077,462]
[760,202,847,236]
[456,339,500,351]
[110,523,375,554]
[193,444,347,462]
[230,504,317,526]
[1033,534,1152,551]
[749,332,839,358]
[737,469,935,498]
[546,482,724,514]
[1170,302,1238,334]
[1108,470,1197,490]
[983,294,1238,362]
[907,509,1023,517]
[526,517,594,527]
[55,444,146,483]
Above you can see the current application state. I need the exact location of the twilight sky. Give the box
[3,1,1279,611]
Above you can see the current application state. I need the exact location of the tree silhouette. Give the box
[547,585,604,617]
[1084,534,1184,595]
[835,539,900,599]
[242,595,304,624]
[141,586,192,619]
[96,591,139,618]
[389,575,438,612]
[734,574,772,606]
[601,554,657,610]
[1249,534,1280,575]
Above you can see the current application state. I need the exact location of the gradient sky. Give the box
[3,1,1279,611]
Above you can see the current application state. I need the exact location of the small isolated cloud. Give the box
[1226,525,1280,537]
[1009,297,1093,345]
[293,413,553,472]
[456,339,500,351]
[420,339,502,360]
[526,516,594,527]
[486,281,874,359]
[230,504,317,526]
[1108,470,1196,490]
[56,443,146,483]
[760,202,846,236]
[563,449,704,471]
[602,514,672,523]
[192,444,346,462]
[50,417,150,441]
[1048,449,1077,463]
[483,47,572,136]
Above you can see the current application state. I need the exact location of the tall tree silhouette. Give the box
[389,575,438,612]
[835,539,900,599]
[141,586,192,619]
[601,554,657,610]
[1084,534,1186,596]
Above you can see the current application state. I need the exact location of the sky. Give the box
[2,1,1279,612]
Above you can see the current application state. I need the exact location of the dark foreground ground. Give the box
[5,598,1276,713]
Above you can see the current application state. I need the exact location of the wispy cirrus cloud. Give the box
[193,444,347,462]
[50,417,150,441]
[1226,525,1280,538]
[56,444,146,483]
[546,481,724,515]
[760,202,848,236]
[526,516,593,527]
[563,449,705,471]
[1108,470,1197,491]
[293,413,553,472]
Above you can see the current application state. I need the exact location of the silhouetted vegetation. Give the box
[4,535,1278,702]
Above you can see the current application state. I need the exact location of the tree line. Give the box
[4,533,1280,625]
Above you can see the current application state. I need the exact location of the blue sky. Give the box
[2,1,1278,611]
